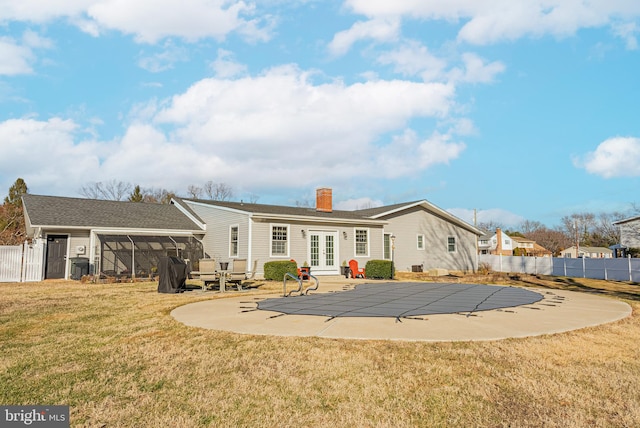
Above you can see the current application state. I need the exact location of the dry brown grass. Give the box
[1,275,639,427]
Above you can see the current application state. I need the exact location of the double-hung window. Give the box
[417,234,425,250]
[355,228,369,257]
[271,225,289,257]
[447,236,457,253]
[229,225,239,257]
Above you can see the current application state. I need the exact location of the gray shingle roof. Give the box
[23,194,204,231]
[182,199,376,221]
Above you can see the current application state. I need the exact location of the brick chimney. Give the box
[496,228,503,255]
[316,188,332,212]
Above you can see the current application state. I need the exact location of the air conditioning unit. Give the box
[76,245,86,254]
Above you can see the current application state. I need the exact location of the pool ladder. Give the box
[283,272,319,297]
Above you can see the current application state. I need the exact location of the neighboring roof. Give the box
[22,194,204,231]
[613,215,640,225]
[511,235,534,243]
[562,246,613,253]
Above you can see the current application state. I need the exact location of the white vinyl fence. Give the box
[478,254,640,282]
[0,241,44,282]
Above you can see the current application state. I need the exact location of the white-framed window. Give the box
[270,224,289,257]
[417,234,425,250]
[355,228,369,257]
[447,236,457,253]
[229,225,239,257]
[383,233,392,260]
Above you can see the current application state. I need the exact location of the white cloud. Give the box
[0,37,35,75]
[137,42,189,72]
[576,136,640,178]
[612,21,639,50]
[328,18,400,56]
[89,0,270,44]
[376,40,448,81]
[0,118,104,194]
[451,52,505,83]
[0,0,270,44]
[210,49,248,78]
[1,65,465,196]
[344,0,640,46]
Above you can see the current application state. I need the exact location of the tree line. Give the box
[78,179,236,204]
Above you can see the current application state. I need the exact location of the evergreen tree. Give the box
[128,185,144,202]
[0,178,28,245]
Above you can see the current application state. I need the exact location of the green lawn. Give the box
[1,275,639,427]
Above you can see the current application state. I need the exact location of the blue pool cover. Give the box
[257,282,543,320]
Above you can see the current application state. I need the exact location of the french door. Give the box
[309,231,338,274]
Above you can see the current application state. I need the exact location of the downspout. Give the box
[127,235,135,281]
[247,214,253,275]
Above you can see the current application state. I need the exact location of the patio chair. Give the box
[195,258,219,290]
[348,259,366,278]
[290,259,310,280]
[226,258,247,290]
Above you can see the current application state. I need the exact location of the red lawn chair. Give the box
[348,259,365,278]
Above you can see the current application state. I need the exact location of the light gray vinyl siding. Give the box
[382,207,477,272]
[619,220,640,248]
[185,202,250,264]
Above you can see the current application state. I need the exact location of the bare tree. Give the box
[203,181,233,201]
[248,193,259,204]
[476,221,504,234]
[518,219,545,235]
[79,180,132,201]
[526,227,572,256]
[143,188,176,204]
[187,184,203,199]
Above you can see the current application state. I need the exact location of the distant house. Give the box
[477,228,513,256]
[510,236,552,257]
[613,215,640,249]
[559,246,613,259]
[174,188,483,276]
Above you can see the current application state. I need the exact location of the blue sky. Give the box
[1,0,639,228]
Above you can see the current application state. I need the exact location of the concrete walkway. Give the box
[171,278,632,342]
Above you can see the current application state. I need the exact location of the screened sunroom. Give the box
[97,234,203,279]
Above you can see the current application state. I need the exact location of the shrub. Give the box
[264,260,298,281]
[364,260,393,279]
[478,262,492,275]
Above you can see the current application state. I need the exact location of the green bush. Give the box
[364,259,393,279]
[264,260,298,281]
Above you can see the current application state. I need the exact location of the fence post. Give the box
[630,255,633,282]
[563,257,567,277]
[499,254,503,273]
[582,256,586,278]
[604,257,608,281]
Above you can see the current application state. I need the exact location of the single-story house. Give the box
[559,246,613,259]
[510,236,552,257]
[22,194,205,280]
[174,188,482,277]
[21,188,482,280]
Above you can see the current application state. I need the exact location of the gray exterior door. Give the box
[45,235,68,279]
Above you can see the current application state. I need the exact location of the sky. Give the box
[1,0,639,229]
